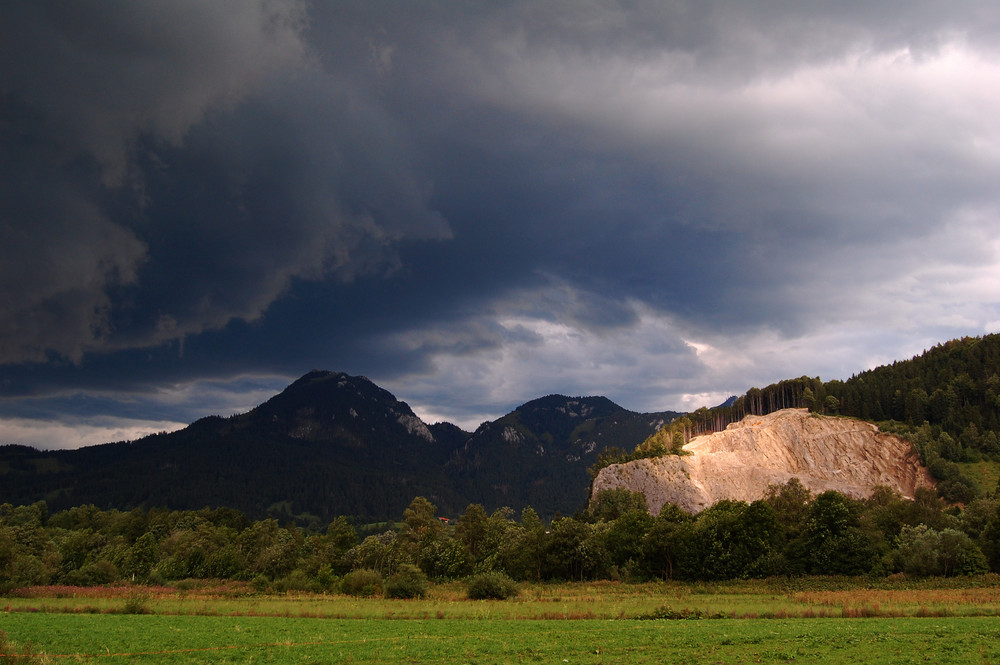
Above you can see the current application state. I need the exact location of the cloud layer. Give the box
[2,2,999,446]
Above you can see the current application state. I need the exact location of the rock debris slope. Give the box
[591,408,934,514]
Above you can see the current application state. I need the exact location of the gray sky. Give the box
[2,1,999,448]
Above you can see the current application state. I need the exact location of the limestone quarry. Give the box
[591,408,934,514]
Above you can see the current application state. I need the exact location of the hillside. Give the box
[448,395,677,514]
[641,334,1000,503]
[592,409,934,514]
[0,371,468,523]
[0,372,678,521]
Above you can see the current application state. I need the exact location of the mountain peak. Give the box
[516,394,624,419]
[249,370,435,445]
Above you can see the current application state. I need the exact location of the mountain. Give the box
[447,395,677,516]
[0,372,679,522]
[1,371,467,523]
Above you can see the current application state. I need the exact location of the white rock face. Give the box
[502,426,524,444]
[396,413,435,442]
[591,408,934,515]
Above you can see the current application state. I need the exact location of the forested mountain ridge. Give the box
[695,334,1000,438]
[0,371,469,524]
[0,373,678,522]
[447,395,678,514]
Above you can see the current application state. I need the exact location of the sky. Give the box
[2,1,1000,449]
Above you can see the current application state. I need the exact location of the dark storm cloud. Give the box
[0,0,309,362]
[107,71,449,350]
[1,1,309,184]
[2,1,1000,445]
[0,0,451,364]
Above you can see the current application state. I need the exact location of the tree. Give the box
[894,524,988,576]
[802,491,876,575]
[237,519,300,579]
[675,500,780,580]
[587,488,648,522]
[472,507,518,573]
[123,532,159,580]
[904,388,929,425]
[346,531,401,576]
[764,478,812,529]
[326,516,357,556]
[602,509,653,571]
[0,528,15,588]
[456,504,489,562]
[764,478,813,573]
[398,496,444,567]
[418,537,470,579]
[544,517,594,581]
[498,508,546,580]
[979,501,1000,572]
[802,387,816,412]
[823,395,840,415]
[401,497,442,544]
[640,503,690,579]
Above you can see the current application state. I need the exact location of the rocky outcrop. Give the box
[591,408,934,514]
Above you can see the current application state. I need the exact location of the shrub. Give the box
[315,564,339,592]
[385,564,428,599]
[341,568,382,597]
[273,569,317,593]
[250,574,271,592]
[61,560,119,586]
[122,590,152,615]
[466,572,518,600]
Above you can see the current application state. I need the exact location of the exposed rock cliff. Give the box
[591,408,934,514]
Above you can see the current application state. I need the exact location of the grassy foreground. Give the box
[5,613,1000,664]
[4,579,1000,663]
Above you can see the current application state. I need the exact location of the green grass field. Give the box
[5,614,1000,664]
[4,580,1000,663]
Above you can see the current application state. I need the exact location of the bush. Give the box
[466,572,519,600]
[61,560,119,586]
[315,564,339,592]
[250,574,271,592]
[273,569,318,593]
[341,568,382,597]
[122,590,152,615]
[385,564,429,599]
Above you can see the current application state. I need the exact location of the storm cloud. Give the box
[2,1,999,445]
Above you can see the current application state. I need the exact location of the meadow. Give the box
[4,578,1000,663]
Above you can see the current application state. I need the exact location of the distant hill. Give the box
[447,395,677,515]
[0,371,679,521]
[675,334,1000,502]
[594,408,934,514]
